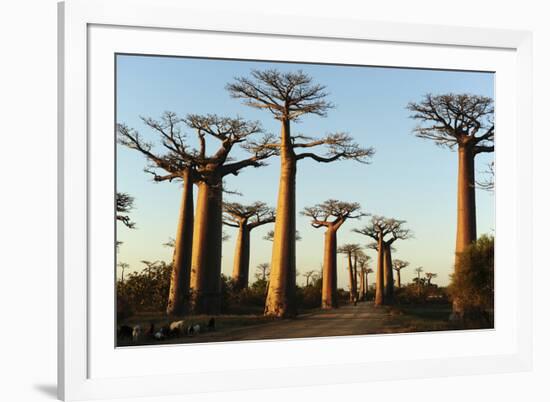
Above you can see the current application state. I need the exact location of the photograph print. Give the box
[115,55,494,346]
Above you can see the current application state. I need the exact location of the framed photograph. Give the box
[58,0,533,400]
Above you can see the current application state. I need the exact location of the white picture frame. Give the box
[58,0,533,400]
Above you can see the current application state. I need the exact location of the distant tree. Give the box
[255,262,271,281]
[263,230,301,242]
[337,244,362,303]
[302,199,366,308]
[303,270,318,287]
[353,216,411,305]
[357,254,372,300]
[392,259,409,288]
[425,272,438,286]
[117,262,129,283]
[116,192,136,229]
[414,266,424,296]
[228,69,375,317]
[223,202,275,290]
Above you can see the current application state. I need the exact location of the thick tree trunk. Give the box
[352,255,358,301]
[396,270,401,288]
[166,171,194,316]
[455,144,477,255]
[321,228,338,309]
[265,119,297,317]
[347,252,354,302]
[453,144,477,315]
[231,225,250,291]
[365,274,369,299]
[190,179,223,314]
[383,244,394,304]
[359,268,365,301]
[375,236,385,306]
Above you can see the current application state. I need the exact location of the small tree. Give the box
[337,244,362,303]
[414,266,424,296]
[223,202,275,290]
[302,200,365,308]
[425,272,438,286]
[353,216,411,305]
[392,259,409,288]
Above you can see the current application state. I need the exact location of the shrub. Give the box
[448,235,494,322]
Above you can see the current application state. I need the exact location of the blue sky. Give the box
[116,54,494,288]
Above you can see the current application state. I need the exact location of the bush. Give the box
[116,261,171,314]
[448,235,494,322]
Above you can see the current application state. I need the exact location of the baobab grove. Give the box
[115,54,494,346]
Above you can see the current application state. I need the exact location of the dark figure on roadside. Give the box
[147,323,155,339]
[207,317,216,331]
[118,325,133,341]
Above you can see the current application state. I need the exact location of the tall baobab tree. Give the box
[117,262,129,283]
[363,267,374,299]
[183,114,275,314]
[116,192,136,229]
[392,259,409,288]
[302,200,365,308]
[337,244,362,303]
[425,272,438,286]
[223,202,275,290]
[255,262,270,281]
[408,94,493,312]
[118,114,198,316]
[353,216,411,305]
[227,70,374,317]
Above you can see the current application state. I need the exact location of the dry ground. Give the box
[118,301,489,347]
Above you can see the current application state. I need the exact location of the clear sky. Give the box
[116,54,494,288]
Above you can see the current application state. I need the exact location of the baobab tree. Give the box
[302,200,365,308]
[228,69,375,317]
[116,192,136,229]
[223,201,275,290]
[392,259,409,288]
[255,262,270,281]
[303,270,319,287]
[408,94,493,313]
[117,262,129,283]
[415,266,424,296]
[183,114,275,314]
[425,272,438,286]
[356,253,371,300]
[337,244,362,303]
[353,216,411,305]
[263,230,301,242]
[363,267,374,300]
[118,114,198,315]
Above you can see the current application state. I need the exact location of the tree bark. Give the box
[375,236,385,306]
[265,119,297,317]
[190,178,223,314]
[359,268,365,301]
[321,228,338,309]
[352,255,358,301]
[395,270,401,288]
[347,252,354,302]
[383,244,394,304]
[232,225,250,291]
[455,144,477,255]
[453,144,477,315]
[365,273,369,300]
[166,170,194,316]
